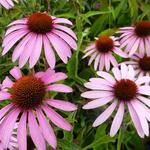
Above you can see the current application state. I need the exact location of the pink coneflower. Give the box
[0,67,77,149]
[81,64,150,137]
[119,21,150,56]
[124,52,150,77]
[83,36,127,71]
[2,12,77,68]
[0,0,17,9]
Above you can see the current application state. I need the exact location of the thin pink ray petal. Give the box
[110,102,124,137]
[17,112,27,150]
[97,71,116,84]
[28,110,46,150]
[0,104,13,120]
[47,84,73,93]
[84,43,95,52]
[29,34,43,68]
[88,52,97,65]
[54,24,77,40]
[139,86,150,95]
[81,91,113,99]
[93,101,117,127]
[0,108,20,149]
[105,54,110,71]
[135,76,150,85]
[131,100,149,136]
[114,47,128,58]
[0,92,11,101]
[53,18,73,25]
[2,77,13,88]
[82,49,95,59]
[52,29,77,50]
[43,36,56,69]
[138,96,150,107]
[36,109,57,149]
[127,102,144,138]
[129,38,140,56]
[19,33,37,68]
[83,96,113,109]
[94,54,100,70]
[8,19,27,27]
[112,67,121,81]
[46,99,77,111]
[99,55,105,70]
[12,33,32,62]
[43,105,72,131]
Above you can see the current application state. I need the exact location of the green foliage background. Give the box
[0,0,150,149]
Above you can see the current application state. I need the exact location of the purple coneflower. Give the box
[124,52,150,78]
[2,12,77,68]
[0,67,77,150]
[0,0,17,9]
[119,21,150,56]
[81,64,150,137]
[83,36,127,71]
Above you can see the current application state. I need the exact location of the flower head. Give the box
[0,67,77,149]
[81,64,150,137]
[0,0,17,9]
[124,52,150,78]
[2,12,77,69]
[119,21,150,56]
[83,36,127,71]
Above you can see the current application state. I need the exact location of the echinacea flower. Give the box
[119,21,150,56]
[124,52,150,77]
[0,0,17,9]
[0,67,77,150]
[2,12,77,69]
[83,36,127,71]
[81,64,150,137]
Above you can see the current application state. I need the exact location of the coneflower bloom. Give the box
[124,52,150,78]
[119,21,150,56]
[81,64,150,137]
[0,0,17,9]
[83,36,127,71]
[0,67,77,150]
[2,12,77,68]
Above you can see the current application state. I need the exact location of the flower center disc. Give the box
[27,13,53,33]
[11,76,46,110]
[139,56,150,71]
[95,36,114,53]
[114,79,137,101]
[134,21,150,37]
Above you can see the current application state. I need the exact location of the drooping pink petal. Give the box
[28,110,46,150]
[36,109,57,149]
[52,29,77,50]
[93,101,117,127]
[82,96,113,109]
[88,52,97,65]
[43,36,56,69]
[12,33,32,62]
[43,105,72,131]
[19,33,37,68]
[127,102,144,138]
[99,55,105,70]
[8,19,27,27]
[94,54,100,70]
[10,67,22,80]
[114,48,128,58]
[0,108,20,149]
[54,24,77,40]
[81,91,113,99]
[47,33,70,63]
[131,100,149,136]
[47,84,73,93]
[17,112,27,150]
[105,54,110,71]
[46,99,77,111]
[110,102,124,137]
[29,34,43,68]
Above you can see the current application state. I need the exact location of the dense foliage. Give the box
[0,0,150,149]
